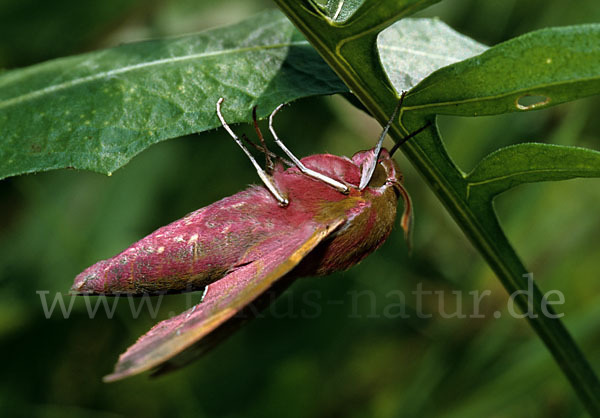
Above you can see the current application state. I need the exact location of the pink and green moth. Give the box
[72,94,423,382]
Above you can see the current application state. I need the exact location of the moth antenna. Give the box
[269,104,349,194]
[389,120,433,157]
[216,98,288,206]
[241,134,293,167]
[359,92,404,190]
[252,106,274,172]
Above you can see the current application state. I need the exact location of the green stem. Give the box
[401,124,600,414]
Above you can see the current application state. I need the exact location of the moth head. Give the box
[352,147,412,248]
[352,147,402,192]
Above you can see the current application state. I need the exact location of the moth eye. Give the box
[367,163,387,188]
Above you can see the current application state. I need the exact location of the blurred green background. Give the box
[1,0,599,417]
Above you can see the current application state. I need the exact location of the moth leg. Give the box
[240,134,293,167]
[389,120,432,156]
[269,104,349,194]
[216,98,289,206]
[359,92,404,190]
[252,106,274,173]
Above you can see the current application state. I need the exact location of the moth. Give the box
[72,94,425,381]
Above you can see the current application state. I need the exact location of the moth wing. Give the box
[103,218,344,382]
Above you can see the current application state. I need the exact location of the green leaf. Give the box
[378,18,488,92]
[0,9,347,180]
[467,143,600,200]
[405,24,600,116]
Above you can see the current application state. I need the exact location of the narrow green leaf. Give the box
[378,18,487,92]
[405,24,600,116]
[0,10,347,180]
[466,143,600,200]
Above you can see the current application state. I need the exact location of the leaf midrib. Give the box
[466,167,597,198]
[0,41,310,111]
[403,75,600,112]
